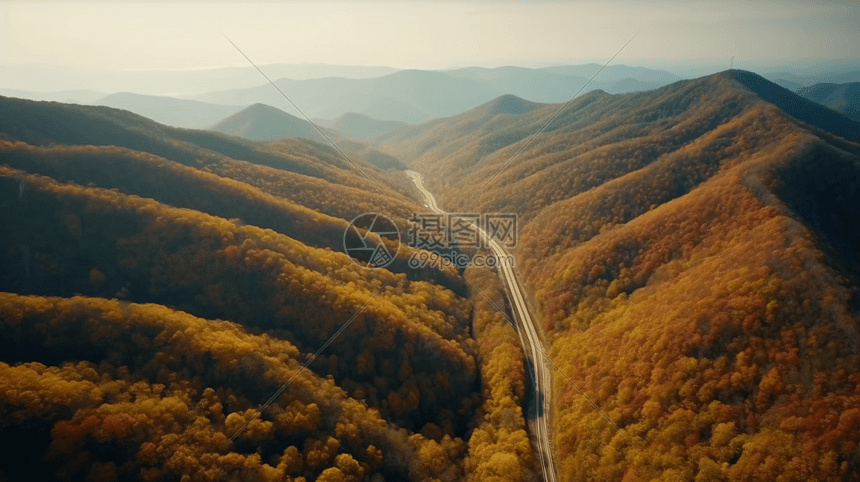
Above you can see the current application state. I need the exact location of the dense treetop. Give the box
[378,71,860,481]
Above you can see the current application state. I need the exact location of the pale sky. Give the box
[0,0,857,72]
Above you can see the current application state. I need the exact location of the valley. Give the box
[1,62,859,482]
[408,170,558,482]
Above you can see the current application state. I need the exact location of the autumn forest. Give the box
[1,68,860,482]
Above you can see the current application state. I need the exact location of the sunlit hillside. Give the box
[380,71,860,481]
[0,96,537,482]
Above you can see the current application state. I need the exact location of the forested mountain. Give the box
[382,71,858,218]
[208,103,408,171]
[374,94,545,167]
[796,82,860,122]
[0,96,537,481]
[210,103,327,142]
[380,70,860,480]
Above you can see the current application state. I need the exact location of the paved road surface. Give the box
[407,171,558,482]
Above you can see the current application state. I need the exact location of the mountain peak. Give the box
[480,94,542,117]
[211,103,320,142]
[247,102,282,112]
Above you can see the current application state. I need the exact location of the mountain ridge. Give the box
[93,91,246,129]
[724,70,859,140]
[395,68,860,481]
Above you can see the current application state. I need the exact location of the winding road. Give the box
[406,171,558,482]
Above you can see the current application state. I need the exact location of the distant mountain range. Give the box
[0,88,106,104]
[194,64,683,123]
[796,82,860,122]
[0,62,399,96]
[374,94,546,163]
[767,68,860,93]
[93,92,245,130]
[4,62,859,129]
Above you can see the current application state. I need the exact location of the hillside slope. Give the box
[0,97,539,482]
[392,71,860,480]
[387,71,858,220]
[725,70,859,139]
[0,96,420,223]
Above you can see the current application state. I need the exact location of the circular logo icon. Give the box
[343,213,401,269]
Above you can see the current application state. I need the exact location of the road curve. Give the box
[406,171,558,482]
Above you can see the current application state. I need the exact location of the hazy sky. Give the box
[1,0,857,72]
